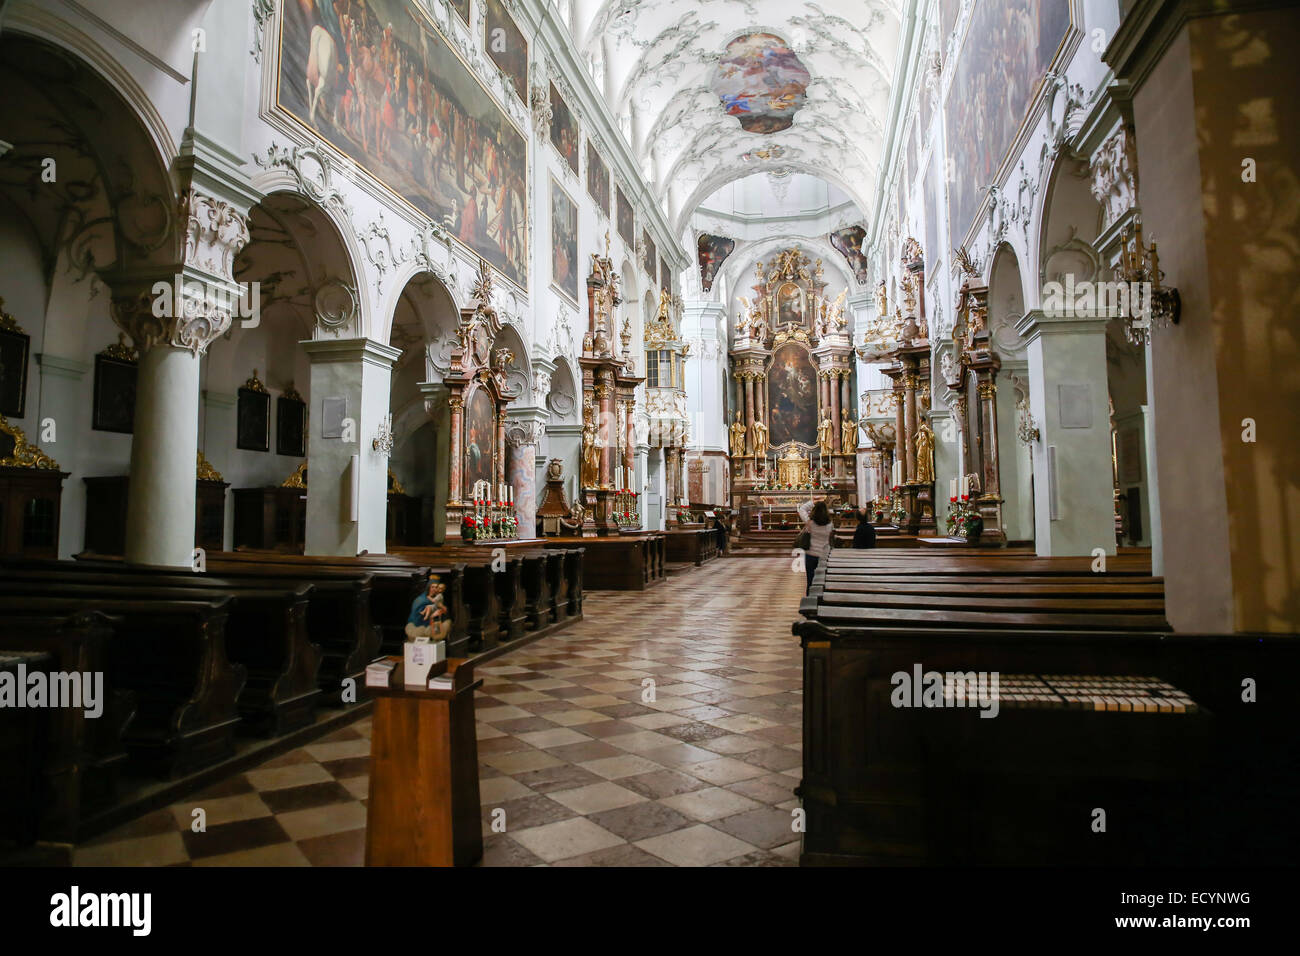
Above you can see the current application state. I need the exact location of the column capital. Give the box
[302,337,403,369]
[1015,309,1112,345]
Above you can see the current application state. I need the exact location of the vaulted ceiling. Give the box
[570,0,905,235]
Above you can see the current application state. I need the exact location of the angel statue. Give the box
[751,418,768,457]
[841,417,859,454]
[729,412,747,458]
[817,416,835,456]
[914,420,935,484]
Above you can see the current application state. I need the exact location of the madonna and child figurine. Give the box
[406,575,451,643]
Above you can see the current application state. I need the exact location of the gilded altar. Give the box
[776,448,810,486]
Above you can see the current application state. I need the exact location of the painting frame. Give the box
[549,81,579,175]
[550,175,579,306]
[0,326,30,419]
[483,0,528,104]
[91,353,136,434]
[462,381,496,496]
[642,229,657,280]
[616,184,635,249]
[766,341,818,447]
[944,0,1075,252]
[449,0,470,27]
[274,0,530,291]
[237,387,271,453]
[697,233,736,293]
[276,394,307,458]
[586,138,610,218]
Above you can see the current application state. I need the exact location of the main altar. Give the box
[727,248,859,529]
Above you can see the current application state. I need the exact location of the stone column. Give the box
[1015,310,1115,557]
[106,189,251,568]
[596,372,616,487]
[301,338,402,556]
[743,372,755,435]
[830,369,842,453]
[892,390,906,485]
[448,395,464,504]
[496,408,507,499]
[902,371,919,483]
[506,418,544,539]
[952,393,969,481]
[977,377,1002,501]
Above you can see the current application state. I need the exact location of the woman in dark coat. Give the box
[851,508,877,549]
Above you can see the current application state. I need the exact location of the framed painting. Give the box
[277,394,307,458]
[483,0,527,103]
[549,82,579,175]
[829,225,870,285]
[697,233,736,293]
[237,387,271,452]
[945,0,1072,250]
[776,281,807,327]
[463,384,495,493]
[0,324,30,419]
[449,0,470,26]
[91,353,136,434]
[616,184,635,249]
[642,229,657,280]
[277,0,529,288]
[550,176,578,304]
[586,139,610,218]
[768,343,817,447]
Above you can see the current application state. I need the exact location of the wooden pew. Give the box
[0,572,321,735]
[0,611,132,846]
[546,535,653,591]
[0,595,244,778]
[664,527,718,567]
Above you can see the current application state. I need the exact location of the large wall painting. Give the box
[829,225,870,285]
[642,229,657,280]
[767,343,817,447]
[449,0,470,26]
[711,33,810,134]
[924,155,943,279]
[616,184,635,249]
[550,176,578,304]
[550,82,579,174]
[697,233,735,293]
[776,281,807,327]
[586,139,610,218]
[463,384,495,492]
[277,0,528,287]
[483,0,527,103]
[945,0,1071,250]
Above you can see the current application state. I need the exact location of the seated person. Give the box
[852,507,877,548]
[406,575,450,643]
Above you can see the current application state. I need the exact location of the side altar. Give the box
[726,248,859,529]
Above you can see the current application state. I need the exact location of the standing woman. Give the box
[797,498,834,594]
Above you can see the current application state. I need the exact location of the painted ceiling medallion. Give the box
[741,145,787,163]
[711,33,810,134]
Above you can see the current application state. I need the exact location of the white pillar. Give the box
[302,338,401,556]
[1016,310,1116,557]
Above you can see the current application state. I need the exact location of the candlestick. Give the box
[961,476,970,497]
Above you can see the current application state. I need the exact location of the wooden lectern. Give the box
[364,658,483,866]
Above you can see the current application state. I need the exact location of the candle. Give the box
[950,477,957,499]
[961,476,970,497]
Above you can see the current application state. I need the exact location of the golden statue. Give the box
[581,403,601,489]
[915,420,935,484]
[876,279,888,317]
[817,416,834,456]
[729,412,747,458]
[841,417,859,454]
[751,419,768,457]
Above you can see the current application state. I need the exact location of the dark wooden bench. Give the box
[0,594,243,779]
[664,527,718,566]
[546,535,650,592]
[0,572,321,735]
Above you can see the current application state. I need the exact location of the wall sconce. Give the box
[1119,217,1181,347]
[372,413,394,457]
[1016,400,1040,445]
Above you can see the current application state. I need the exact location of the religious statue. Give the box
[876,279,888,318]
[729,412,747,458]
[750,418,768,457]
[841,417,859,454]
[915,420,935,484]
[750,309,767,342]
[581,403,601,488]
[817,416,834,456]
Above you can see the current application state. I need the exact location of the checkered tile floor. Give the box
[72,557,807,867]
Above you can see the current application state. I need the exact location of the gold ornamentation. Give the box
[777,447,810,486]
[448,396,464,411]
[817,417,834,457]
[101,333,139,363]
[243,369,268,394]
[750,419,768,457]
[0,415,60,470]
[282,381,303,402]
[729,412,747,457]
[387,468,406,496]
[977,382,998,400]
[282,461,308,488]
[196,450,223,481]
[0,299,24,334]
[914,421,935,483]
[841,418,859,454]
[644,288,676,348]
